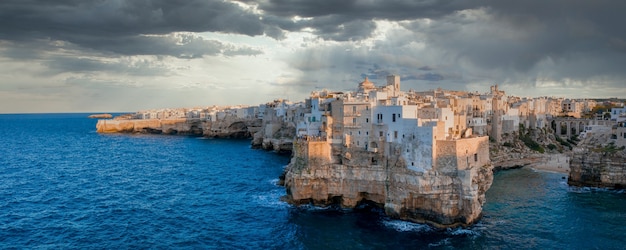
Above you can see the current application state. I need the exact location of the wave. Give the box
[254,189,289,208]
[428,238,451,247]
[269,178,280,186]
[447,227,480,237]
[382,219,432,233]
[568,186,625,194]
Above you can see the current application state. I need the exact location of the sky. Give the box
[1,0,625,113]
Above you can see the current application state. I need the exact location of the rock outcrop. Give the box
[88,113,112,119]
[250,120,295,154]
[489,127,572,172]
[282,138,493,228]
[568,150,626,189]
[96,118,203,135]
[566,125,626,189]
[202,116,262,138]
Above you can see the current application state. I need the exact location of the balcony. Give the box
[344,112,361,117]
[344,123,361,128]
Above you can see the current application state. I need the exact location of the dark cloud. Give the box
[1,0,626,112]
[73,33,262,58]
[0,0,273,57]
[272,0,626,93]
[0,0,269,38]
[257,0,470,20]
[42,56,172,77]
[256,0,471,41]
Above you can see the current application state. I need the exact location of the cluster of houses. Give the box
[129,76,625,154]
[283,76,607,142]
[130,105,262,121]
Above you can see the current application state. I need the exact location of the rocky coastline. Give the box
[280,138,493,228]
[567,130,626,189]
[95,115,295,153]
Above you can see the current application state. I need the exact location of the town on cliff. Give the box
[96,75,626,228]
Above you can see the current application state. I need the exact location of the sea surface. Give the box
[1,113,625,249]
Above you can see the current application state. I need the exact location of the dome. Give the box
[359,77,375,90]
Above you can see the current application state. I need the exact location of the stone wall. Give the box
[436,137,490,172]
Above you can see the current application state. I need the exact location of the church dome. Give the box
[359,77,375,90]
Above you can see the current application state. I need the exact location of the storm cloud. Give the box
[0,0,624,112]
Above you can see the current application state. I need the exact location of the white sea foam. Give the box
[447,227,480,237]
[567,186,623,194]
[428,238,451,247]
[269,178,280,186]
[254,189,289,208]
[382,219,432,232]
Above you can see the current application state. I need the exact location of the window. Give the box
[394,131,398,139]
[366,118,369,123]
[353,118,357,124]
[392,114,396,122]
[379,131,383,137]
[474,153,478,162]
[353,106,357,112]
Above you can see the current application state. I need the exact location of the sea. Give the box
[1,113,625,249]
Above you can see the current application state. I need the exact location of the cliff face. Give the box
[96,118,203,135]
[96,117,261,138]
[282,139,493,228]
[568,149,626,189]
[567,127,626,189]
[250,121,295,154]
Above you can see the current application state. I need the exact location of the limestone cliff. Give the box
[96,118,203,135]
[250,120,296,154]
[566,126,626,189]
[202,116,262,139]
[96,116,262,138]
[490,127,572,171]
[282,138,493,228]
[568,149,626,189]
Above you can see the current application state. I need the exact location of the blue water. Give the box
[1,113,625,249]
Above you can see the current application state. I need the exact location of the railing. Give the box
[343,112,361,117]
[344,123,361,128]
[297,135,327,142]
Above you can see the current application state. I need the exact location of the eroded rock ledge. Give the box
[96,117,258,138]
[568,149,626,189]
[96,116,295,153]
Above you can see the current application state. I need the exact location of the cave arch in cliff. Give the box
[228,121,248,130]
